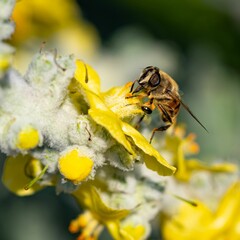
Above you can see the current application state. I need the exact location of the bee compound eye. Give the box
[149,72,161,87]
[138,71,149,85]
[144,66,154,71]
[139,67,154,85]
[141,106,152,114]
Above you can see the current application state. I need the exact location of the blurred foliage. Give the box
[78,0,240,75]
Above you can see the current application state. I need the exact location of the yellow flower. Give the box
[58,148,94,184]
[15,125,41,150]
[74,60,176,176]
[162,181,240,240]
[12,0,97,45]
[164,126,236,181]
[11,0,99,71]
[71,184,131,240]
[2,155,45,196]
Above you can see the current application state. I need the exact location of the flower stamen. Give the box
[69,211,104,240]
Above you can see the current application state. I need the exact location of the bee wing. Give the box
[157,103,173,123]
[167,90,208,133]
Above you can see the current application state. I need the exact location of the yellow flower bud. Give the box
[58,149,93,183]
[25,158,43,179]
[16,126,40,150]
[0,55,11,72]
[2,155,44,196]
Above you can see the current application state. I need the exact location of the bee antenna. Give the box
[180,100,208,133]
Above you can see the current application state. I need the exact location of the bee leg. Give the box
[132,85,144,95]
[130,79,138,93]
[125,92,146,100]
[135,103,153,128]
[149,124,171,143]
[135,113,146,129]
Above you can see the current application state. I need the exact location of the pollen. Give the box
[16,126,40,150]
[58,149,93,183]
[103,82,143,119]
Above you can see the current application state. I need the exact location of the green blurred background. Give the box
[1,0,240,239]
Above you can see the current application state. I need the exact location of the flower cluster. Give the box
[162,181,240,240]
[0,3,177,239]
[1,1,240,240]
[1,49,175,189]
[0,41,178,236]
[159,127,239,240]
[0,0,15,77]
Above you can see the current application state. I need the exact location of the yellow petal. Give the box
[16,126,40,150]
[212,181,240,230]
[164,135,188,179]
[187,159,238,173]
[74,185,131,240]
[163,182,240,240]
[74,60,135,155]
[74,60,101,95]
[107,221,132,240]
[177,202,213,227]
[58,149,94,184]
[120,224,146,240]
[102,82,142,119]
[163,202,214,240]
[75,60,116,113]
[225,213,240,239]
[73,184,130,222]
[183,133,199,154]
[89,109,135,155]
[121,122,176,176]
[2,155,44,196]
[176,159,238,182]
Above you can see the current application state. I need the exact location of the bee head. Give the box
[138,66,161,88]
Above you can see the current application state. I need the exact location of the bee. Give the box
[129,66,208,143]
